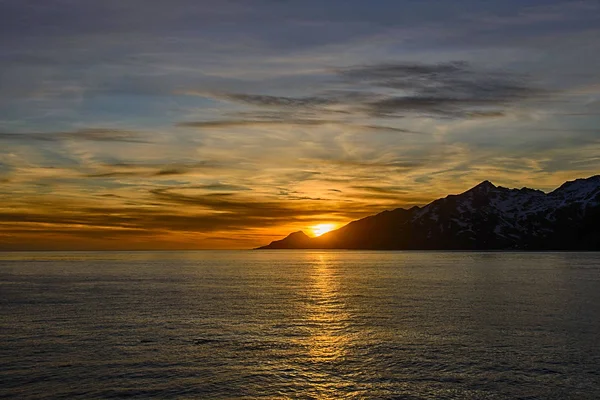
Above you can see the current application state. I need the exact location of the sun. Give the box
[311,223,336,237]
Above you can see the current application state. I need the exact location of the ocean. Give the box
[1,251,599,399]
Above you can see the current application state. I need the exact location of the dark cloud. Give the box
[177,119,335,128]
[218,93,335,107]
[351,185,409,194]
[86,171,145,178]
[177,118,422,134]
[338,61,468,85]
[0,128,147,143]
[193,183,251,191]
[154,168,189,176]
[197,61,548,121]
[344,62,545,117]
[360,125,422,134]
[85,162,214,179]
[60,129,147,143]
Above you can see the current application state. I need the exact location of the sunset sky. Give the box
[1,0,600,250]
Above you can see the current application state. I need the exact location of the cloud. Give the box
[0,128,147,143]
[215,93,335,107]
[84,162,214,179]
[193,183,251,191]
[149,187,334,219]
[0,182,387,250]
[470,1,600,27]
[336,61,548,117]
[311,158,427,170]
[177,118,422,134]
[351,185,409,195]
[177,119,336,128]
[192,61,549,122]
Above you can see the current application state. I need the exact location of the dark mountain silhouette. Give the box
[259,230,314,249]
[257,175,600,250]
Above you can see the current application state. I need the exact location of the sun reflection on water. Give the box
[296,253,354,396]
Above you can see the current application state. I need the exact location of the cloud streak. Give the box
[177,119,422,134]
[190,61,549,124]
[83,162,214,179]
[0,128,147,143]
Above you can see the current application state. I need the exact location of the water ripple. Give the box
[1,251,600,399]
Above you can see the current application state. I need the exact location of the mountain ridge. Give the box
[257,175,600,250]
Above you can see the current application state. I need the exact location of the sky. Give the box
[1,0,599,250]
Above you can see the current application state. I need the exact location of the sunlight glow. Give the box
[311,223,336,237]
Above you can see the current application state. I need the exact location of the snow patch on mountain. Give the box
[409,175,600,246]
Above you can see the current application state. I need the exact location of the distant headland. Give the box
[257,175,600,250]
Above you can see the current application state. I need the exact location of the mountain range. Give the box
[257,175,600,250]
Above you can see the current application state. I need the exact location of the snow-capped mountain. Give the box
[258,175,600,250]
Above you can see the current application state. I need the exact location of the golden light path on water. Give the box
[307,255,349,359]
[296,253,355,397]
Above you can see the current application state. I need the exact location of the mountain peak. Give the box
[287,230,309,238]
[463,180,496,195]
[256,230,312,249]
[476,180,496,189]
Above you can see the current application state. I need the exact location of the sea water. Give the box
[1,251,599,399]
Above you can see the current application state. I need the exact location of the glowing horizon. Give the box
[311,224,337,237]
